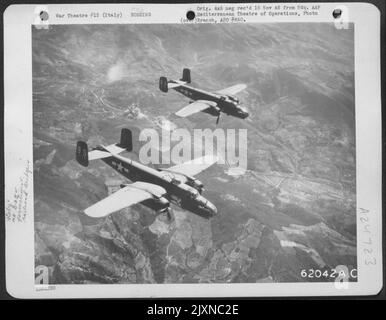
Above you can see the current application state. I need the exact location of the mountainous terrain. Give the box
[33,23,356,284]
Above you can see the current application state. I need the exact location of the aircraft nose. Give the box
[207,200,218,216]
[237,107,249,119]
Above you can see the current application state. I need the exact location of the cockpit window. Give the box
[171,178,180,185]
[190,188,199,198]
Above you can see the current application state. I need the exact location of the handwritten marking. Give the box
[359,208,377,267]
[5,160,32,223]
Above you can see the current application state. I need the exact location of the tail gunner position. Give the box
[76,129,218,220]
[159,68,249,124]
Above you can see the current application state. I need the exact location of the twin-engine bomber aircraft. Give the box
[159,68,249,124]
[76,129,218,220]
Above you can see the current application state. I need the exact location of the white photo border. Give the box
[3,2,383,298]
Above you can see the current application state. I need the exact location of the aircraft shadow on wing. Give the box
[76,128,218,220]
[159,68,249,124]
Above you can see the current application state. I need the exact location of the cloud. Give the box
[106,62,127,83]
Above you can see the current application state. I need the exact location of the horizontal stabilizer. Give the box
[168,82,183,89]
[87,144,125,161]
[78,128,132,163]
[102,144,126,155]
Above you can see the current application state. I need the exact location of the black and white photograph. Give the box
[3,2,382,298]
[32,23,357,284]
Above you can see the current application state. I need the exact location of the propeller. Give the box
[159,207,174,222]
[166,208,174,222]
[216,113,221,125]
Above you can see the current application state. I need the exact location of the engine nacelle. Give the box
[202,105,220,117]
[227,95,239,103]
[185,177,204,194]
[120,183,170,213]
[141,196,170,213]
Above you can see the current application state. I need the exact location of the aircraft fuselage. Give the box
[173,84,249,119]
[98,151,217,219]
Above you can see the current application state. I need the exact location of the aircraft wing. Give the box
[216,84,247,96]
[165,155,218,177]
[84,182,165,218]
[175,100,215,117]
